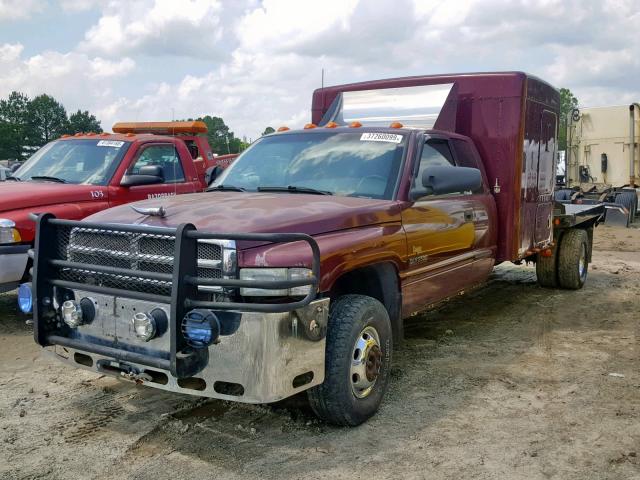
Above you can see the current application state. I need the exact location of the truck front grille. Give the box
[52,225,233,296]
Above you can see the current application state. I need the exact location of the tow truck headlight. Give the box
[0,218,20,244]
[239,268,313,297]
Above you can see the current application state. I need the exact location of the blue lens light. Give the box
[181,309,220,348]
[18,283,32,314]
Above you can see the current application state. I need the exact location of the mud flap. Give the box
[604,206,629,227]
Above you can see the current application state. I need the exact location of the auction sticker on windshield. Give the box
[97,140,125,148]
[360,133,403,143]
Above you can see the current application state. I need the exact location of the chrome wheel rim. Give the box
[578,244,587,281]
[350,325,383,399]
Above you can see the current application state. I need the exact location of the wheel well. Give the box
[328,263,403,344]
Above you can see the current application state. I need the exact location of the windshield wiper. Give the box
[257,185,333,195]
[5,175,20,181]
[29,175,67,183]
[206,184,246,192]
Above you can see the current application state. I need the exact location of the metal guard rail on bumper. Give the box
[31,213,321,379]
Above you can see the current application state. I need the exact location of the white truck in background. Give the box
[559,103,639,226]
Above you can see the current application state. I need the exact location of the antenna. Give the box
[321,68,324,89]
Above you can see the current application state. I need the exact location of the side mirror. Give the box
[121,165,164,187]
[410,165,482,199]
[204,165,223,186]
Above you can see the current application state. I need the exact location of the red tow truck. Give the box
[0,121,236,294]
[28,73,604,425]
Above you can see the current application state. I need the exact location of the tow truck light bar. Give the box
[111,121,208,135]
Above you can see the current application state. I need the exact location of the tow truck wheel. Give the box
[557,229,589,290]
[307,294,392,426]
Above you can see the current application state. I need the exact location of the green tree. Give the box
[262,126,275,136]
[0,91,30,159]
[67,110,103,134]
[27,94,68,146]
[197,115,247,154]
[559,87,579,151]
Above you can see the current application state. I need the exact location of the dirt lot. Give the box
[1,225,639,480]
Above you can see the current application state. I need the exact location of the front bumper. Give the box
[0,244,29,293]
[31,214,324,403]
[45,291,329,403]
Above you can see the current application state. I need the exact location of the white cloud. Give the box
[2,0,640,138]
[80,0,226,58]
[0,43,135,117]
[58,0,102,12]
[0,0,44,21]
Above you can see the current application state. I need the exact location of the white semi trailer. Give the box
[560,104,639,225]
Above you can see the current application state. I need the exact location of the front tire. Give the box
[307,294,392,426]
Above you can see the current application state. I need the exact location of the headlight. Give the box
[0,218,20,244]
[239,267,313,297]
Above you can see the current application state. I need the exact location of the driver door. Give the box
[109,143,199,207]
[401,136,480,315]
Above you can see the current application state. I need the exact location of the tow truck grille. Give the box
[52,225,230,296]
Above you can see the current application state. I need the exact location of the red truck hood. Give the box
[86,192,402,235]
[0,182,103,213]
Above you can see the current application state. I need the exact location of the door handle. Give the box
[464,209,474,222]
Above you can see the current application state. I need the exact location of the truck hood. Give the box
[0,181,103,214]
[86,192,402,235]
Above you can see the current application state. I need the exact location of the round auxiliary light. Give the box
[181,309,221,349]
[61,300,83,328]
[17,283,32,314]
[132,312,156,342]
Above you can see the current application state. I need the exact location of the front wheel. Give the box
[307,294,392,426]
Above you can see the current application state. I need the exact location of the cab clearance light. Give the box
[390,122,404,128]
[324,121,338,128]
[349,121,362,128]
[61,134,70,138]
[304,123,317,129]
[277,126,290,132]
[74,133,83,137]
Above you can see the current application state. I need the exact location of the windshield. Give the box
[13,139,130,185]
[214,131,407,199]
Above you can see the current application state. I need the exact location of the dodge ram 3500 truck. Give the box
[27,73,604,426]
[0,121,236,294]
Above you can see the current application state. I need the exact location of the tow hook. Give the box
[121,371,153,384]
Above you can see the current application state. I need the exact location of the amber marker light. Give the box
[541,248,553,257]
[389,122,404,128]
[349,121,362,128]
[554,218,561,226]
[304,123,317,129]
[277,126,290,132]
[61,134,70,138]
[325,121,338,128]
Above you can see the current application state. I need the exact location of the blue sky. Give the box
[1,0,639,142]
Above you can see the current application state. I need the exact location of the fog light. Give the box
[181,309,220,349]
[17,283,32,314]
[61,300,83,328]
[132,312,156,342]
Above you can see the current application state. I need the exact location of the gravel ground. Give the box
[1,225,639,480]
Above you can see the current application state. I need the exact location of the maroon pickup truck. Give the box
[27,72,603,425]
